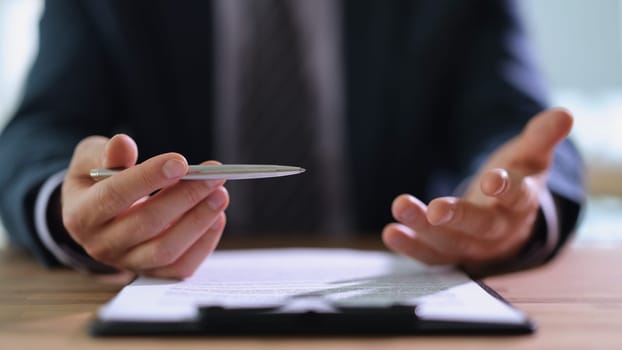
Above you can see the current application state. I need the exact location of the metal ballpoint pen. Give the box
[89,164,305,181]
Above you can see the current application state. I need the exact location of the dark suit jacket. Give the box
[0,0,585,267]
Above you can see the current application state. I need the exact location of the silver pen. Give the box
[90,164,305,181]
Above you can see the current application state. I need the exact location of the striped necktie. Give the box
[236,0,321,233]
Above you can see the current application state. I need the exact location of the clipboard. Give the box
[89,249,535,336]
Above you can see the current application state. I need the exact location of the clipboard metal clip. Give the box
[198,300,419,335]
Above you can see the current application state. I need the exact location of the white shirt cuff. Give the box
[34,169,90,272]
[535,187,560,260]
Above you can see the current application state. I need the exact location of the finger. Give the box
[382,223,453,265]
[391,194,428,225]
[480,168,540,212]
[65,153,189,232]
[145,213,227,279]
[86,179,227,262]
[65,136,110,183]
[103,134,138,170]
[512,108,573,172]
[391,194,458,252]
[118,187,229,270]
[427,197,506,240]
[198,159,226,188]
[391,194,482,261]
[479,168,509,197]
[62,135,136,230]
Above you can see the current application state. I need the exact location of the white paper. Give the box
[98,248,527,325]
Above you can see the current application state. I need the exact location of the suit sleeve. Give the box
[447,0,586,266]
[0,0,121,265]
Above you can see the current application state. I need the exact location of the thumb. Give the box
[512,108,573,172]
[102,134,139,169]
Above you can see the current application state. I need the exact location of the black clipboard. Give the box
[88,249,536,336]
[89,281,535,336]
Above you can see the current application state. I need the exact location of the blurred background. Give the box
[0,0,621,247]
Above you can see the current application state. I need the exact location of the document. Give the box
[92,248,533,335]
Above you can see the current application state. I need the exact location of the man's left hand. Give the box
[382,108,573,271]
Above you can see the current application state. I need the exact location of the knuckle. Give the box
[450,202,463,224]
[84,239,115,263]
[188,204,211,229]
[183,188,203,206]
[454,238,477,259]
[62,207,86,237]
[152,242,179,267]
[181,183,209,207]
[97,184,128,215]
[132,210,165,240]
[136,167,160,192]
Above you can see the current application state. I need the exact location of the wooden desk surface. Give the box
[1,237,621,350]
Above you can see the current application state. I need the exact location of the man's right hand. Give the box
[61,134,229,279]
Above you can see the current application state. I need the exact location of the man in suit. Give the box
[0,0,584,278]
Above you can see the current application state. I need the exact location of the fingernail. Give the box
[494,177,508,196]
[435,207,455,225]
[162,159,187,179]
[399,207,417,222]
[208,191,226,210]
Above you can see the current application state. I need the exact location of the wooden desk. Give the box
[1,238,621,350]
